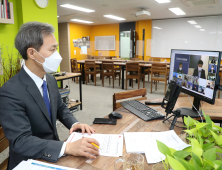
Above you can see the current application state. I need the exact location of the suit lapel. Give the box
[46,74,57,131]
[19,68,53,127]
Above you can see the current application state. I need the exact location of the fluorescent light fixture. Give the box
[60,4,95,13]
[155,0,171,3]
[200,29,205,31]
[194,25,201,28]
[71,19,93,24]
[169,8,185,15]
[153,27,162,29]
[103,15,125,21]
[187,20,197,24]
[57,16,59,17]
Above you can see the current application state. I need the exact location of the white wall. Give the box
[151,16,222,58]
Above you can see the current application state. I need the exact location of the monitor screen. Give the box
[169,49,221,104]
[81,46,87,54]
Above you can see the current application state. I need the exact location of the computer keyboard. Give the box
[120,100,165,121]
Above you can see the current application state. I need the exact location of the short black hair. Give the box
[212,65,214,67]
[179,62,182,66]
[198,60,203,65]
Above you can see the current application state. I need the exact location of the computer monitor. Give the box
[169,49,221,117]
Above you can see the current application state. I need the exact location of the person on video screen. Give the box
[211,57,216,64]
[209,65,216,73]
[176,62,184,74]
[193,60,206,79]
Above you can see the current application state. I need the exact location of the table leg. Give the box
[79,75,82,110]
[60,80,63,88]
[81,63,85,84]
[121,65,125,89]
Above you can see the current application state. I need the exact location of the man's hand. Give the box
[65,137,100,159]
[69,123,95,135]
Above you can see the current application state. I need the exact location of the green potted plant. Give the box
[0,45,21,87]
[156,112,222,170]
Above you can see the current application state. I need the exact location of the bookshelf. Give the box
[0,2,14,24]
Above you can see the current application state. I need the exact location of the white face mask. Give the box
[179,68,182,70]
[34,49,62,73]
[211,68,214,70]
[198,67,202,72]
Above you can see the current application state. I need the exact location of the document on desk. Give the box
[13,159,78,170]
[124,130,190,164]
[67,132,123,157]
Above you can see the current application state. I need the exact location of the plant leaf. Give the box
[166,155,186,170]
[213,160,222,169]
[173,150,190,159]
[196,123,208,130]
[174,156,196,170]
[203,143,215,151]
[156,140,172,157]
[203,159,215,169]
[190,138,203,158]
[192,152,204,170]
[169,148,177,155]
[183,146,192,153]
[203,148,216,161]
[216,163,222,170]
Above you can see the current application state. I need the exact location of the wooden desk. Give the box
[55,72,82,110]
[77,60,170,89]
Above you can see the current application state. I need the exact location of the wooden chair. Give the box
[149,58,161,62]
[0,125,9,170]
[102,61,121,88]
[125,62,145,90]
[70,58,81,84]
[113,88,147,111]
[150,63,168,94]
[131,58,140,61]
[85,60,102,86]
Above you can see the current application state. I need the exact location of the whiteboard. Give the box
[151,16,222,58]
[95,36,115,50]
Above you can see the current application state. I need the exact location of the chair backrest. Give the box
[85,60,96,71]
[113,88,147,111]
[0,125,9,170]
[102,61,114,73]
[149,58,161,62]
[126,62,140,73]
[131,58,140,61]
[70,59,78,72]
[151,63,168,77]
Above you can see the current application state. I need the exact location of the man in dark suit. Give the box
[211,57,216,64]
[209,65,216,73]
[193,60,206,79]
[176,62,184,74]
[0,22,99,170]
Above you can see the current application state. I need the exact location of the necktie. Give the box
[42,80,52,121]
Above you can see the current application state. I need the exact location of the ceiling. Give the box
[57,0,222,25]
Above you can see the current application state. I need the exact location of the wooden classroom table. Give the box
[41,97,222,170]
[77,59,170,89]
[55,72,83,110]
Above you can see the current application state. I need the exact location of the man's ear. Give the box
[27,48,36,60]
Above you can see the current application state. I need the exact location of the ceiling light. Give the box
[153,27,162,29]
[57,16,59,17]
[103,15,126,21]
[155,0,171,3]
[187,20,197,24]
[169,8,186,15]
[71,19,93,24]
[200,29,205,31]
[194,25,201,28]
[60,4,95,13]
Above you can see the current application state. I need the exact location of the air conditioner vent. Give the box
[180,0,219,7]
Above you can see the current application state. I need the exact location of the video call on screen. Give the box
[170,51,219,100]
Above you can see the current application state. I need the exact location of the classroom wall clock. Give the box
[34,0,49,9]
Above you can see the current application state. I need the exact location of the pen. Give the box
[91,143,101,150]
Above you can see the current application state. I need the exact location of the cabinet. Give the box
[0,2,14,24]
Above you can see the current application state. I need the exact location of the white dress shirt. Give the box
[23,64,77,158]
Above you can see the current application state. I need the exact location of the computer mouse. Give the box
[109,112,122,119]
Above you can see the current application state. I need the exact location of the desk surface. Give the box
[42,97,222,169]
[54,72,81,81]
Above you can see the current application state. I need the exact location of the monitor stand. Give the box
[175,97,203,118]
[165,97,203,130]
